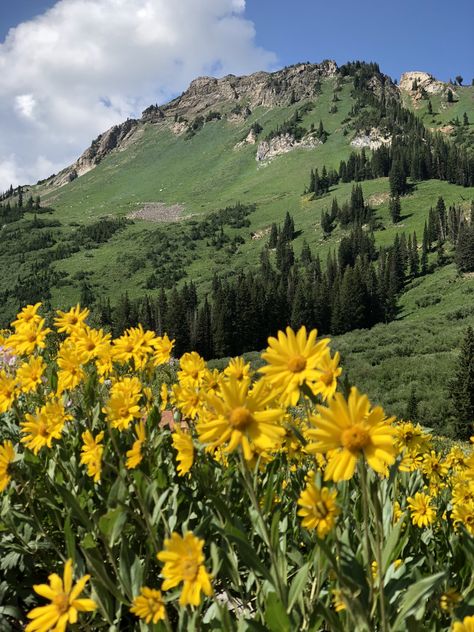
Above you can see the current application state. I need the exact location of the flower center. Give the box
[313,501,329,519]
[320,370,333,386]
[147,597,160,613]
[52,592,69,614]
[38,421,48,437]
[70,316,78,325]
[181,558,198,581]
[229,406,253,429]
[342,425,370,452]
[287,355,307,373]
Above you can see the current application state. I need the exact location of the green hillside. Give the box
[1,61,473,432]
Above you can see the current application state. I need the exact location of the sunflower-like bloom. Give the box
[57,340,88,394]
[11,303,42,329]
[172,384,204,420]
[80,430,104,483]
[311,349,342,401]
[422,451,448,487]
[72,326,111,363]
[25,558,96,632]
[21,399,71,455]
[172,429,194,476]
[297,477,339,538]
[306,387,397,481]
[103,377,142,431]
[451,476,474,506]
[201,368,224,395]
[159,383,169,411]
[54,304,90,334]
[0,440,15,492]
[452,501,474,535]
[126,421,146,469]
[223,357,252,383]
[157,532,212,606]
[259,326,329,406]
[130,587,166,624]
[16,356,46,393]
[407,492,436,528]
[113,325,158,369]
[196,377,286,461]
[0,370,17,413]
[8,318,51,356]
[95,342,114,380]
[152,334,175,366]
[452,615,474,631]
[177,352,207,389]
[394,421,431,453]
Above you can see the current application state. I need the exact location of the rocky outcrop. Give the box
[256,133,321,162]
[350,127,391,150]
[399,71,446,97]
[234,128,258,149]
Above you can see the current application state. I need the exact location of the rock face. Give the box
[399,71,446,96]
[234,128,258,149]
[256,133,321,162]
[350,127,391,150]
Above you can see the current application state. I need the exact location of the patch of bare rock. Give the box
[256,133,321,163]
[351,127,391,150]
[127,203,185,222]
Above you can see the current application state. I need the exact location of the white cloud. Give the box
[0,0,276,190]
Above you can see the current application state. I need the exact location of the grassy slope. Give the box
[5,77,474,430]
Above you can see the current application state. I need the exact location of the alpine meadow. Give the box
[1,41,474,632]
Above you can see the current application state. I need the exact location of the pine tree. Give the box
[389,195,401,223]
[463,112,469,126]
[427,100,433,115]
[389,160,407,197]
[281,212,295,241]
[455,223,474,272]
[447,88,454,103]
[449,326,474,439]
[268,223,278,248]
[421,223,429,274]
[405,386,419,421]
[410,232,420,276]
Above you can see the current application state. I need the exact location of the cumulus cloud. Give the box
[0,0,276,190]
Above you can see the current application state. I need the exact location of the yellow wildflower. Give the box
[57,340,87,394]
[152,334,175,366]
[196,377,285,461]
[130,587,166,624]
[172,428,194,476]
[452,501,474,535]
[103,376,142,431]
[160,383,169,411]
[394,421,431,453]
[72,325,111,362]
[113,325,157,369]
[21,399,71,455]
[407,492,436,528]
[439,587,461,613]
[223,357,252,383]
[126,421,146,469]
[0,440,15,492]
[259,326,329,406]
[178,351,207,388]
[201,368,224,395]
[54,304,89,334]
[297,478,339,538]
[8,318,51,356]
[306,387,396,482]
[16,356,46,393]
[311,349,342,401]
[25,558,96,632]
[452,615,474,631]
[80,431,104,483]
[11,303,42,329]
[173,384,204,420]
[0,370,17,413]
[157,532,212,607]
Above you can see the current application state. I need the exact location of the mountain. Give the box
[1,59,473,433]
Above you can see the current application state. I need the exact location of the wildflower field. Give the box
[0,303,473,631]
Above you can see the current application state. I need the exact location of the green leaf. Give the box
[56,484,93,530]
[265,591,291,632]
[98,507,127,546]
[64,514,76,561]
[392,571,446,630]
[287,562,310,612]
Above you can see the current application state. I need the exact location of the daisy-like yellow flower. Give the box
[201,368,224,396]
[157,532,212,607]
[306,387,397,482]
[21,399,71,455]
[0,440,15,492]
[113,325,158,369]
[439,588,461,613]
[223,357,252,383]
[25,558,96,632]
[173,384,204,420]
[331,588,346,612]
[11,303,42,329]
[8,318,51,356]
[452,500,474,535]
[54,304,90,334]
[311,349,342,401]
[451,476,474,506]
[16,356,46,393]
[0,370,17,413]
[452,615,474,631]
[259,326,329,406]
[152,334,175,366]
[80,430,104,483]
[159,383,169,411]
[297,478,339,538]
[130,587,166,624]
[422,451,448,487]
[56,340,87,394]
[393,500,405,524]
[196,377,286,461]
[126,421,146,469]
[407,492,436,528]
[103,376,142,431]
[72,326,111,363]
[178,352,207,388]
[394,421,431,453]
[398,449,423,473]
[94,341,114,381]
[172,428,194,476]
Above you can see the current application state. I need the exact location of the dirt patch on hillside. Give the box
[127,202,185,222]
[368,192,390,206]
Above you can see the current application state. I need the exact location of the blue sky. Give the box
[2,0,473,81]
[0,0,472,188]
